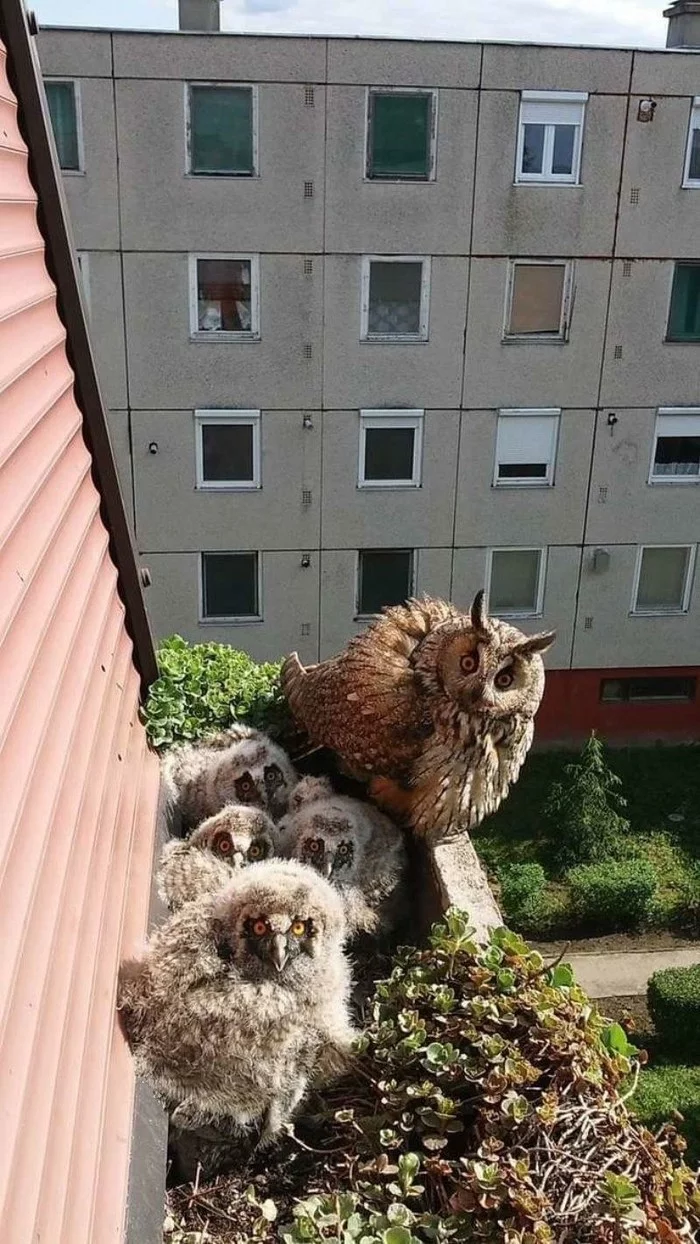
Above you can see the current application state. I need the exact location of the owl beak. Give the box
[477,688,497,710]
[232,851,245,868]
[270,933,289,973]
[322,858,334,879]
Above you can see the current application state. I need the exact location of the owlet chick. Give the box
[162,723,297,835]
[276,788,408,938]
[157,804,278,911]
[282,592,555,841]
[117,860,354,1144]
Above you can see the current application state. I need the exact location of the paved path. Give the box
[561,947,698,998]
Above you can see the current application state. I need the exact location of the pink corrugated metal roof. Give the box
[0,28,161,1244]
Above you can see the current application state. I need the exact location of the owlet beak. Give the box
[232,851,245,868]
[270,933,288,973]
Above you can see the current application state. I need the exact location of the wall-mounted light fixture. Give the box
[302,414,314,430]
[148,441,159,454]
[592,548,610,573]
[300,553,311,568]
[637,98,657,122]
[607,412,618,436]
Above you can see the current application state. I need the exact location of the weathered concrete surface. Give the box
[430,836,503,944]
[565,947,699,998]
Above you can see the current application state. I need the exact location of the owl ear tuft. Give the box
[470,589,489,636]
[514,630,557,657]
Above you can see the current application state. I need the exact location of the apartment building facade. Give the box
[37,1,700,741]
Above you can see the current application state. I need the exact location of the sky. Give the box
[34,0,668,48]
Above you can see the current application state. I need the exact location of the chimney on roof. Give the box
[178,0,221,31]
[664,0,700,47]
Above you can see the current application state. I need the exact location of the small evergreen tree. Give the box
[544,732,630,870]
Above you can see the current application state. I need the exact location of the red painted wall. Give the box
[536,668,700,745]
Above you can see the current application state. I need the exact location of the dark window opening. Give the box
[45,81,79,171]
[196,258,253,333]
[601,676,696,703]
[189,85,254,175]
[498,462,548,480]
[368,92,432,180]
[358,549,413,615]
[653,435,700,478]
[364,427,416,481]
[667,263,700,342]
[202,552,259,618]
[201,423,254,482]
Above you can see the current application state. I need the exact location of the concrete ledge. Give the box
[421,834,503,944]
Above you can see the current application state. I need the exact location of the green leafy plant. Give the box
[544,733,630,870]
[143,635,289,748]
[496,863,569,938]
[567,859,658,931]
[648,964,700,1060]
[634,1062,700,1166]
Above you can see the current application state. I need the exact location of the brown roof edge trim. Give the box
[0,0,158,698]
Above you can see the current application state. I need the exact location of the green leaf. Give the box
[549,963,575,989]
[381,1228,413,1244]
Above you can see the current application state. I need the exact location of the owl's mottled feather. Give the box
[157,804,278,911]
[282,593,554,840]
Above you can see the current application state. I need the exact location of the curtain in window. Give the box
[190,86,253,174]
[636,547,689,610]
[509,265,565,335]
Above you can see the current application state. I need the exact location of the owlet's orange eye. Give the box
[252,919,268,937]
[248,842,263,860]
[215,833,233,855]
[291,920,306,937]
[495,668,514,690]
[309,840,321,853]
[460,652,479,675]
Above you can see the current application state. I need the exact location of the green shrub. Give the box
[497,862,546,913]
[648,964,700,1059]
[143,635,289,749]
[568,859,658,931]
[634,1062,700,1167]
[496,863,569,938]
[544,732,630,870]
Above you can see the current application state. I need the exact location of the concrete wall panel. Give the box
[617,96,700,258]
[112,32,326,81]
[59,77,120,249]
[481,44,631,94]
[37,29,113,77]
[326,38,481,88]
[85,251,128,409]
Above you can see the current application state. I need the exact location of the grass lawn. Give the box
[633,1062,700,1168]
[475,744,700,936]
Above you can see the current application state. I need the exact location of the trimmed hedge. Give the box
[567,859,658,931]
[648,963,700,1060]
[496,863,568,938]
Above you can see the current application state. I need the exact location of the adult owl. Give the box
[281,592,555,840]
[276,779,408,938]
[157,804,278,911]
[117,860,354,1146]
[162,724,297,835]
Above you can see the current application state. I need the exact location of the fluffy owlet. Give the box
[157,804,278,911]
[117,860,354,1145]
[162,724,297,834]
[282,592,555,841]
[276,778,408,938]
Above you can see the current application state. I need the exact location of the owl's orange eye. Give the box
[309,840,322,853]
[248,841,263,860]
[460,652,479,675]
[215,833,233,855]
[495,668,514,690]
[252,918,269,937]
[291,920,306,937]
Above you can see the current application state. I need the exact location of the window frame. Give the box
[194,409,262,491]
[503,259,574,342]
[198,550,263,623]
[485,546,547,619]
[358,409,424,489]
[682,96,700,188]
[188,252,261,341]
[360,255,431,343]
[355,548,416,619]
[649,407,700,485]
[364,86,438,183]
[493,408,560,489]
[43,77,84,175]
[184,81,259,178]
[600,676,697,704]
[666,261,700,343]
[631,544,696,616]
[515,90,587,185]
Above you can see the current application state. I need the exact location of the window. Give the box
[200,552,260,620]
[357,549,414,616]
[361,257,430,341]
[504,261,572,339]
[359,410,423,487]
[366,89,436,181]
[601,676,696,703]
[44,79,82,172]
[195,410,261,489]
[189,255,260,338]
[494,409,560,487]
[650,409,700,483]
[187,84,256,176]
[487,548,546,617]
[667,263,700,341]
[516,91,587,184]
[632,545,695,615]
[683,97,700,187]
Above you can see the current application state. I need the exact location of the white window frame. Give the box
[682,97,700,188]
[360,255,431,343]
[494,408,560,488]
[503,258,574,342]
[188,253,261,341]
[184,82,259,177]
[364,86,438,183]
[355,548,416,619]
[76,251,90,316]
[485,546,547,619]
[198,550,263,624]
[631,544,696,616]
[649,407,700,485]
[43,77,85,175]
[194,409,261,491]
[358,409,424,489]
[515,90,587,185]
